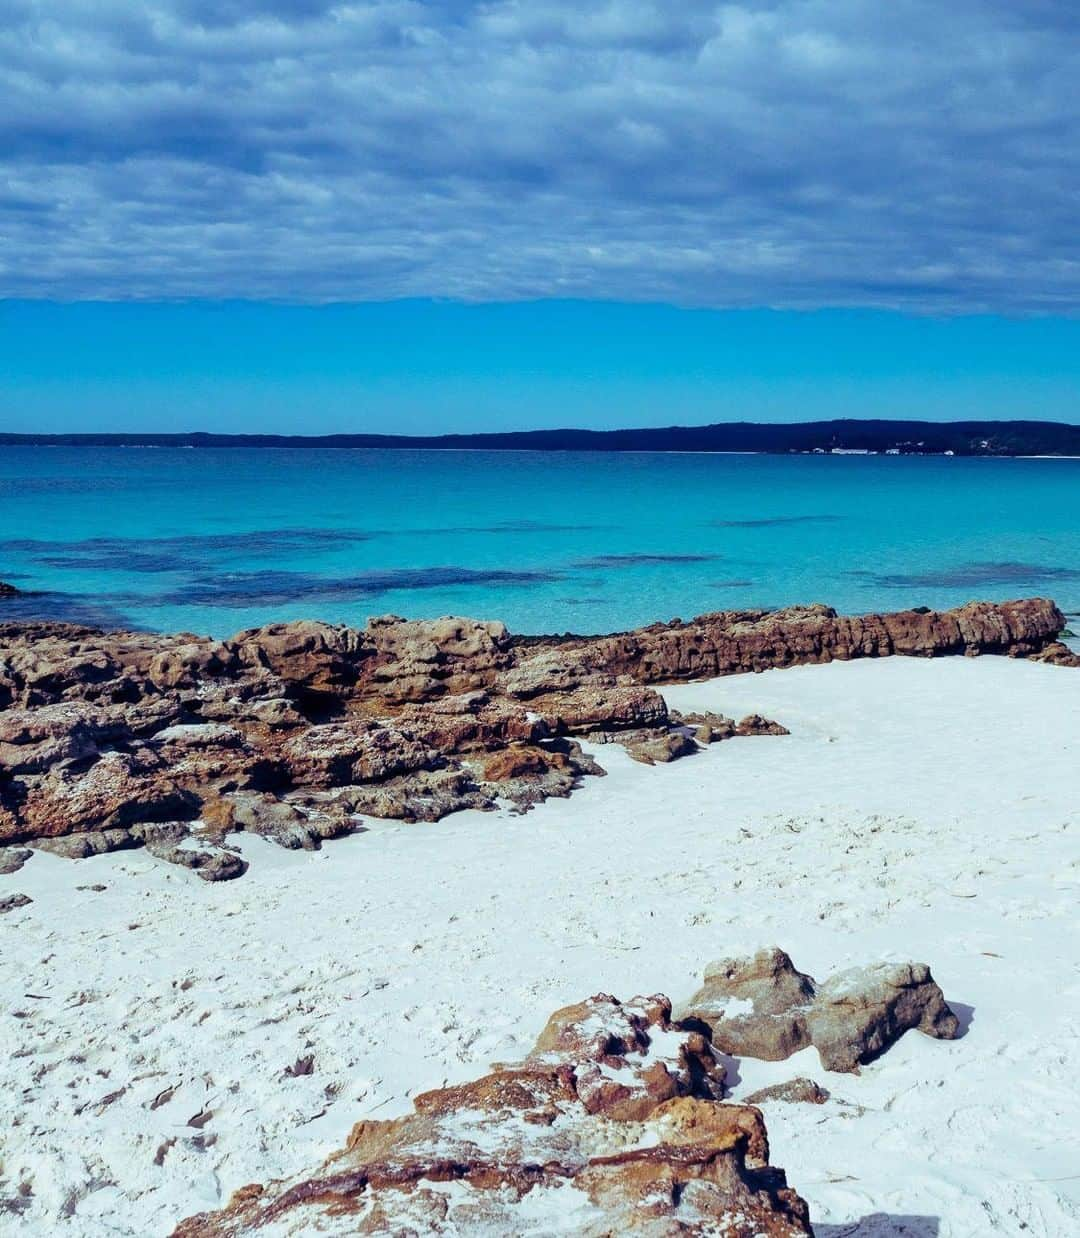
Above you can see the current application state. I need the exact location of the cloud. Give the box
[1,1,1077,310]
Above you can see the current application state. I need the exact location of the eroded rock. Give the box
[744,1079,830,1106]
[805,961,960,1072]
[18,750,201,840]
[145,835,249,882]
[680,949,816,1061]
[0,846,32,874]
[0,597,1067,871]
[624,730,700,765]
[681,950,960,1074]
[736,714,790,737]
[1029,640,1080,668]
[281,719,436,787]
[172,989,811,1237]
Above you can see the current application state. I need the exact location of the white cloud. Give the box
[0,0,1077,309]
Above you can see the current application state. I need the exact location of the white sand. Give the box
[1,655,1078,1236]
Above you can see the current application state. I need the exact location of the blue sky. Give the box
[3,301,1078,434]
[1,2,1078,432]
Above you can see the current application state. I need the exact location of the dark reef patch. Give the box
[153,565,563,607]
[33,551,201,574]
[0,589,135,629]
[711,515,840,528]
[572,553,719,568]
[0,528,378,573]
[0,477,163,496]
[847,561,1080,588]
[400,520,603,536]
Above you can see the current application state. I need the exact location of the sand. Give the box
[1,654,1077,1235]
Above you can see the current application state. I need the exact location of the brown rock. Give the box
[518,598,1067,682]
[683,950,961,1074]
[321,767,493,823]
[141,723,281,792]
[0,701,120,772]
[204,791,356,850]
[736,714,790,736]
[526,992,725,1120]
[0,846,32,874]
[172,988,810,1238]
[744,1078,830,1106]
[481,744,558,782]
[33,827,141,859]
[680,949,816,1061]
[18,750,201,840]
[360,614,512,703]
[651,1095,771,1165]
[1029,640,1080,668]
[805,961,960,1073]
[394,692,547,751]
[230,620,365,694]
[538,684,669,733]
[679,711,738,742]
[147,641,239,690]
[0,597,1068,871]
[145,837,249,882]
[624,729,700,765]
[281,719,435,787]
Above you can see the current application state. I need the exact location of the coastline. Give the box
[0,600,1076,1234]
[3,416,1080,457]
[2,653,1078,1234]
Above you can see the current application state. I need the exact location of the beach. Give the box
[3,651,1077,1235]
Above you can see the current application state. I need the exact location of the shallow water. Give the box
[0,447,1077,636]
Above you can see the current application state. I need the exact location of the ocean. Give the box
[0,446,1077,637]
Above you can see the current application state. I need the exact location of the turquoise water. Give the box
[0,447,1077,637]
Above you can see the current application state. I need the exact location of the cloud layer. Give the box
[2,1,1077,309]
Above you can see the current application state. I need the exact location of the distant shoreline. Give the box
[2,417,1079,457]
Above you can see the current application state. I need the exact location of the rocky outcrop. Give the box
[0,581,19,597]
[172,989,812,1237]
[516,598,1068,685]
[171,946,960,1234]
[0,598,1069,872]
[1029,640,1080,668]
[679,949,960,1073]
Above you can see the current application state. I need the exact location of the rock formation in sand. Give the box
[0,598,1069,875]
[678,948,960,1072]
[171,947,960,1236]
[173,990,812,1237]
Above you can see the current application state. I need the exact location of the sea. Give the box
[0,447,1077,638]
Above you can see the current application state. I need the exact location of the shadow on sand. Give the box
[816,1216,940,1237]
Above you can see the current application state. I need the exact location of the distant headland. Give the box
[2,418,1079,456]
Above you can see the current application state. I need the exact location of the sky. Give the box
[1,1,1078,433]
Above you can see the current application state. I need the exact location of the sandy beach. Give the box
[2,652,1077,1235]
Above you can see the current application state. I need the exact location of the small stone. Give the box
[744,1078,830,1106]
[625,730,699,765]
[0,847,32,875]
